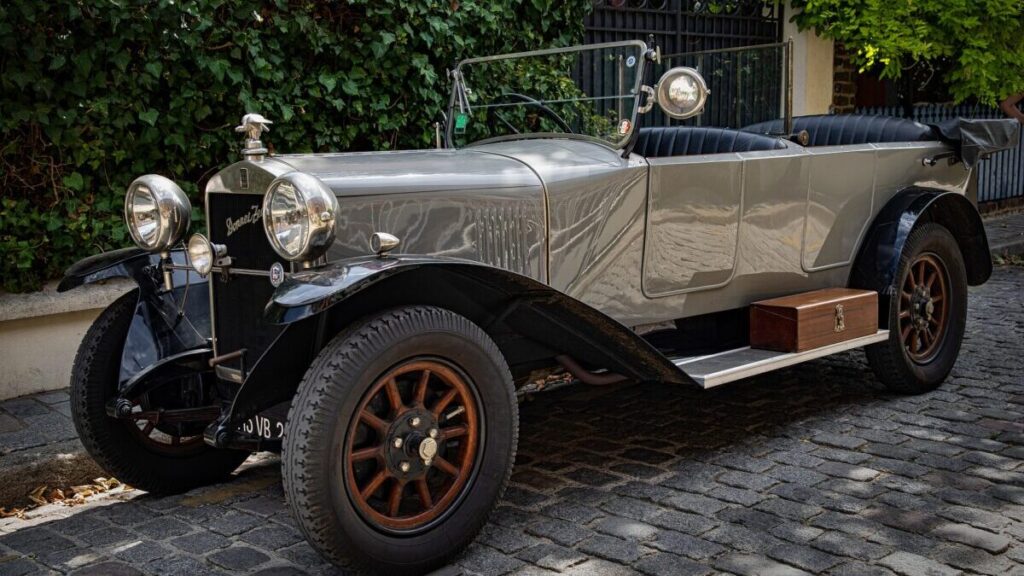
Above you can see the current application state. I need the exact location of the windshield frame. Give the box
[446,40,650,150]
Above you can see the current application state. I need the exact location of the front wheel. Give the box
[866,222,968,393]
[283,306,518,575]
[70,290,249,493]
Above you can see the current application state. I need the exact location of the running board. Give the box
[673,330,889,389]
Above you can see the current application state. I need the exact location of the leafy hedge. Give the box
[0,0,588,292]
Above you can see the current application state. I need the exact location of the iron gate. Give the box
[584,1,783,56]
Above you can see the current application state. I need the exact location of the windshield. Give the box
[448,41,647,149]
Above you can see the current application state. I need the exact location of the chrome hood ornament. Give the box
[235,113,273,160]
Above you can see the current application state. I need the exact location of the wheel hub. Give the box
[910,285,935,330]
[383,410,441,478]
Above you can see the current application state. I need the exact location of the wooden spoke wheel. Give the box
[865,223,967,394]
[898,253,950,364]
[344,359,480,533]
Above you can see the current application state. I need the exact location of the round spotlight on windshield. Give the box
[186,233,225,277]
[124,174,191,252]
[656,67,709,120]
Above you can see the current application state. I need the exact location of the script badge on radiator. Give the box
[269,262,285,287]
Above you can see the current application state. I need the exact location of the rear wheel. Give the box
[866,223,967,393]
[71,290,249,493]
[283,306,517,575]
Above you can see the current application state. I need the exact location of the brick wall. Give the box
[832,43,856,114]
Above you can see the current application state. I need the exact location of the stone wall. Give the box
[0,280,131,401]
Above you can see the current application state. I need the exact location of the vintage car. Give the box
[60,41,1018,573]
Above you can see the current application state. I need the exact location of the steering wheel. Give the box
[486,93,574,135]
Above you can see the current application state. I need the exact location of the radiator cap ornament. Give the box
[236,113,273,160]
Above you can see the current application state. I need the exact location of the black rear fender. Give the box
[850,187,991,327]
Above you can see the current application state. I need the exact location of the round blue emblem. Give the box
[269,262,285,287]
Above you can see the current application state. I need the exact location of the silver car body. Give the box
[207,137,968,329]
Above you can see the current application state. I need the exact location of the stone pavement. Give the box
[0,264,1021,575]
[0,391,105,509]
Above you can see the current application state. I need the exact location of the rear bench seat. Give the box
[634,126,788,158]
[741,114,937,146]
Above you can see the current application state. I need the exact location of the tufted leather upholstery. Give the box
[741,114,937,147]
[634,126,788,158]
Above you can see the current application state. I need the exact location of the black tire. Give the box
[283,306,517,575]
[71,290,249,493]
[865,223,967,393]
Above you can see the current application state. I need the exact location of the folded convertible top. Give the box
[929,118,1021,168]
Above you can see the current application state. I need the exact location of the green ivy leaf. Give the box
[318,72,337,93]
[139,109,160,126]
[341,78,359,96]
[62,171,84,191]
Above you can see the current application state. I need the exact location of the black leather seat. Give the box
[634,126,788,158]
[741,114,937,147]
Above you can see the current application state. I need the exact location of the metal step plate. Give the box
[673,330,889,389]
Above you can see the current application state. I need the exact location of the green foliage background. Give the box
[792,0,1024,105]
[0,0,588,292]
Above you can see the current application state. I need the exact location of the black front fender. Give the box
[265,255,692,385]
[59,248,211,388]
[57,247,149,292]
[208,256,697,448]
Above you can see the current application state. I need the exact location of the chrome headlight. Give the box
[656,67,709,120]
[124,174,191,252]
[262,172,338,262]
[186,233,225,277]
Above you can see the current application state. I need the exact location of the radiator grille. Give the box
[207,192,286,363]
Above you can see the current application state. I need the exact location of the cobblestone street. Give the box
[1,266,1022,576]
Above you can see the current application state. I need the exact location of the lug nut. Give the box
[410,417,421,427]
[400,461,410,473]
[429,428,439,439]
[393,437,403,448]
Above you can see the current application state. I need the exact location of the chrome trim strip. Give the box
[164,263,272,278]
[675,330,889,389]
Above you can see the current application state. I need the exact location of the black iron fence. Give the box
[858,104,1024,204]
[584,0,783,54]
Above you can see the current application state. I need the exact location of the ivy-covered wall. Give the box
[0,1,589,292]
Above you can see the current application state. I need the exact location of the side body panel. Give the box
[479,139,969,327]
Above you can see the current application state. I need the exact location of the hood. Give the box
[271,148,541,197]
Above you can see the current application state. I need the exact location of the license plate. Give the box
[238,401,288,440]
